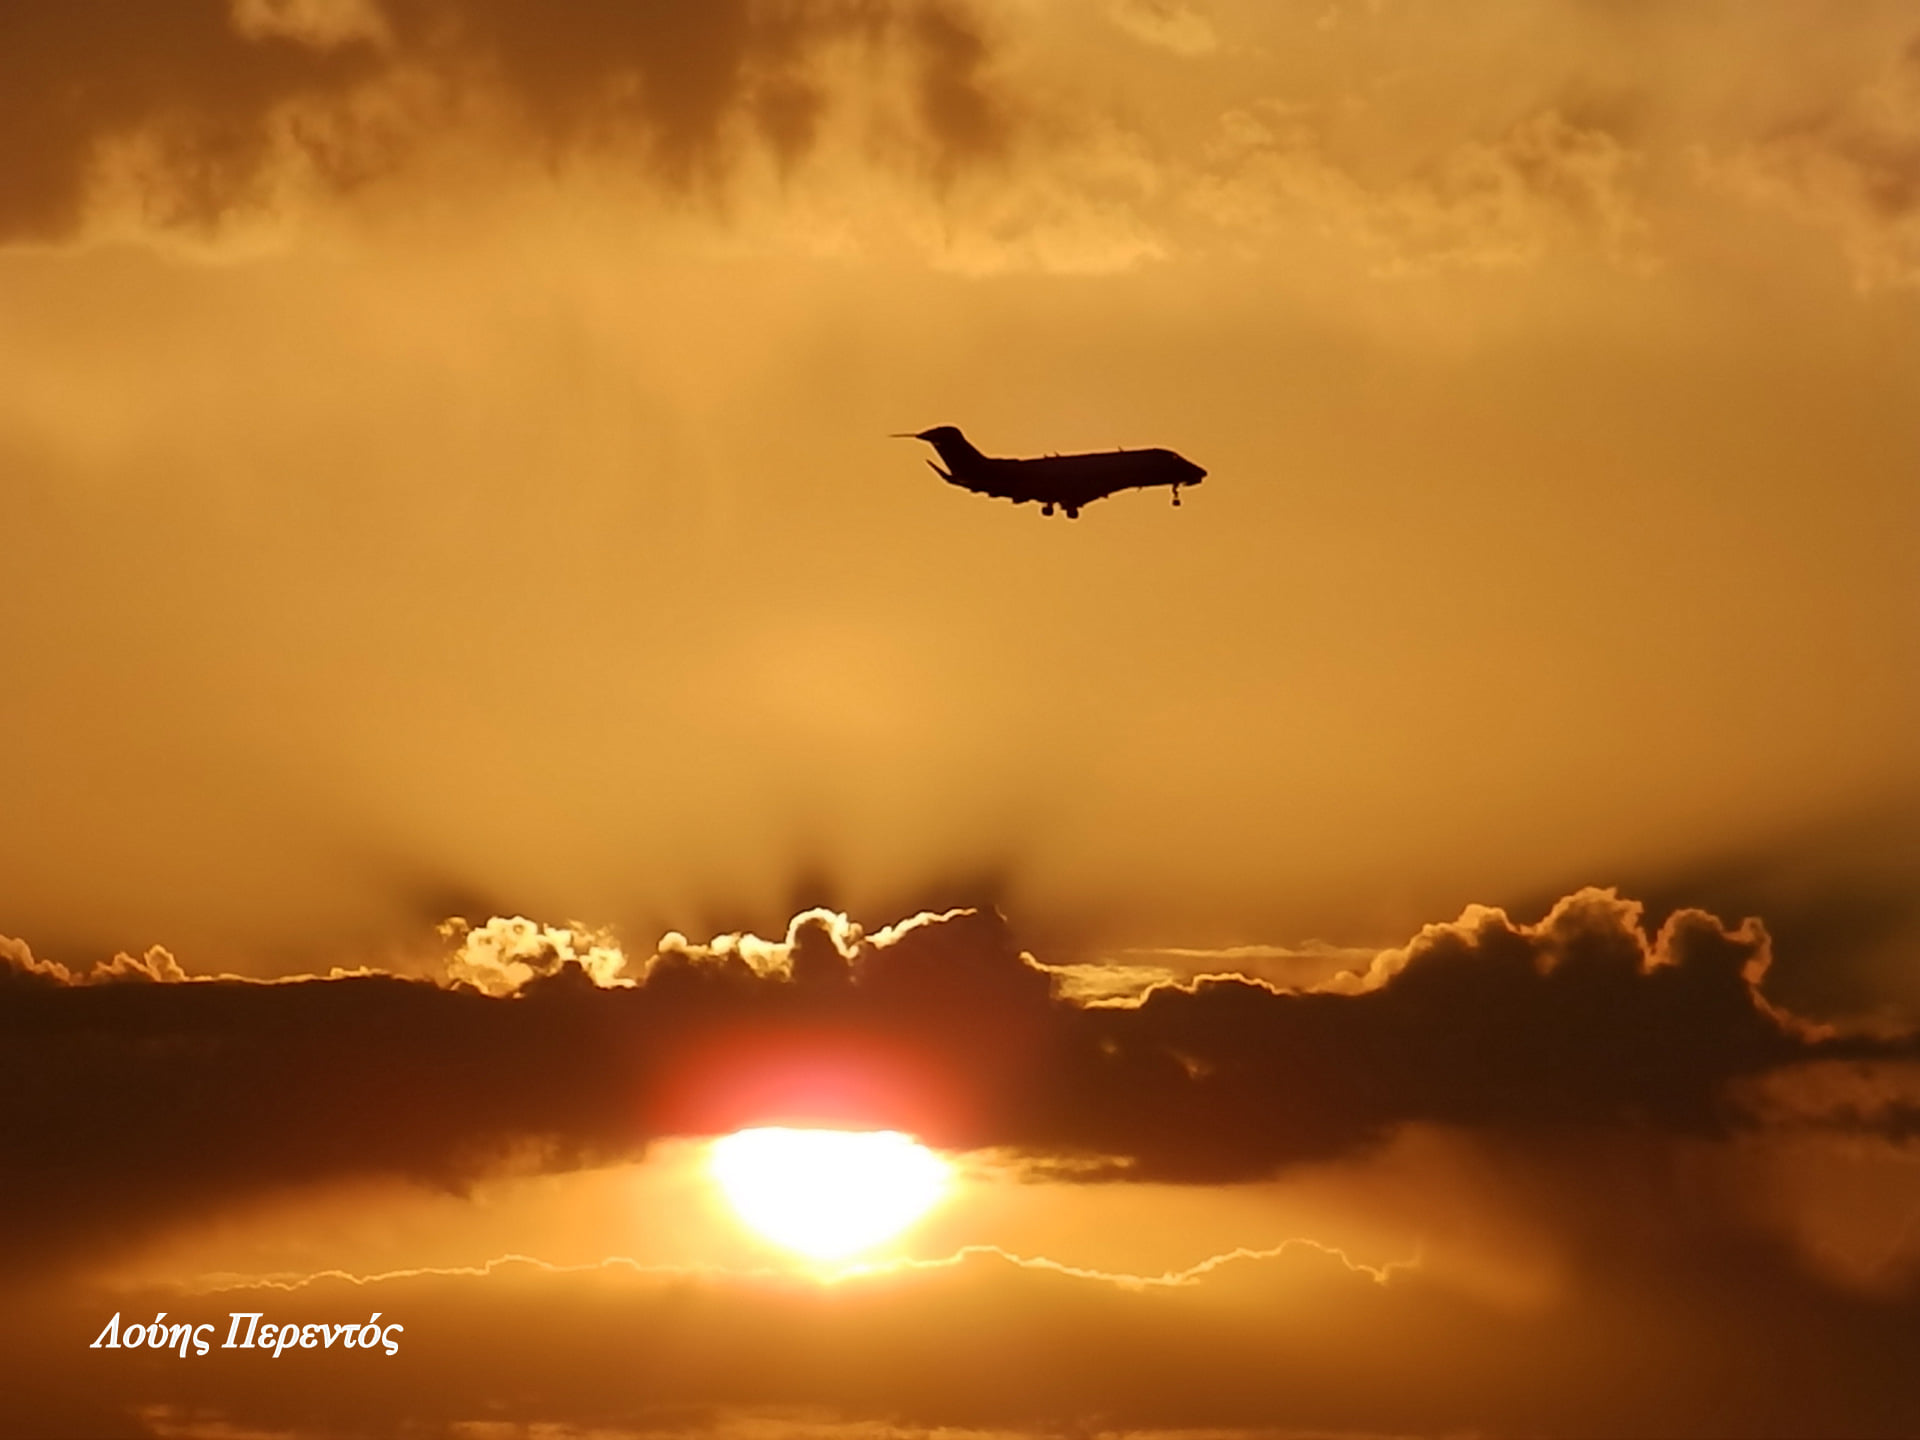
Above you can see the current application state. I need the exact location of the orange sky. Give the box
[4,3,1919,1436]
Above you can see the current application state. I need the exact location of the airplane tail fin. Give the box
[925,430,987,480]
[893,426,988,484]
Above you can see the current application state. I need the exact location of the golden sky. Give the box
[4,2,1919,1436]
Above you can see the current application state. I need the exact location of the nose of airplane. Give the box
[1182,457,1206,483]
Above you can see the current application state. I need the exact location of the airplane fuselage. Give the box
[900,426,1205,518]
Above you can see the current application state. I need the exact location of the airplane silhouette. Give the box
[894,426,1205,518]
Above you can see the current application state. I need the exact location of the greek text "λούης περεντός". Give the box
[90,1311,403,1357]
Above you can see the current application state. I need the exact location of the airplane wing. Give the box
[1013,453,1166,506]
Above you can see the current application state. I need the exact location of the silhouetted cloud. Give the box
[1542,802,1920,1025]
[4,890,1912,1274]
[0,0,1005,243]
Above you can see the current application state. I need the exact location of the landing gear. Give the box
[1041,503,1054,516]
[1065,506,1080,519]
[1172,485,1181,507]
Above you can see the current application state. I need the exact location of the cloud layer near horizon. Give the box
[6,890,1914,1276]
[12,1214,1920,1438]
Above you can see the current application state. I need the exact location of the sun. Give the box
[708,1127,952,1262]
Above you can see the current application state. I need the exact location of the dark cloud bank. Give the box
[8,890,1920,1437]
[5,889,1915,1272]
[0,0,1002,242]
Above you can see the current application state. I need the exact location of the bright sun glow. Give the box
[708,1127,952,1262]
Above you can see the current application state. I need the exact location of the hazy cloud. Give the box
[1710,31,1920,289]
[10,1220,1920,1438]
[1109,0,1218,59]
[1191,104,1649,273]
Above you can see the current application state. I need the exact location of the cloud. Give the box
[1044,939,1383,1000]
[0,932,190,986]
[0,0,1007,244]
[1191,104,1650,274]
[10,1221,1920,1438]
[1567,803,1920,1027]
[439,914,630,996]
[4,889,1913,1277]
[1742,1059,1920,1146]
[1708,32,1920,289]
[1109,0,1218,59]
